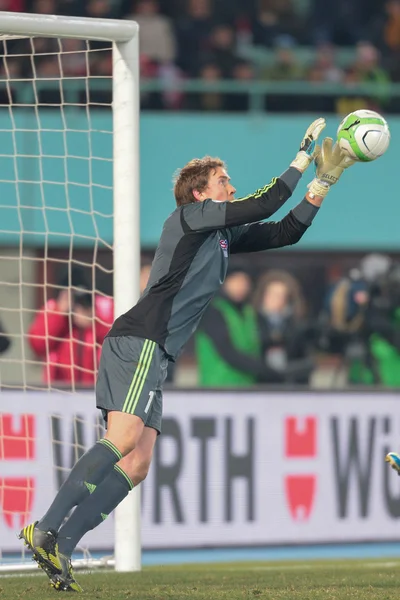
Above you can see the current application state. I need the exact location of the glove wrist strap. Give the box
[308,178,330,198]
[290,151,311,173]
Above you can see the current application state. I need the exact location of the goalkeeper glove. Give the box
[308,137,355,197]
[290,117,326,173]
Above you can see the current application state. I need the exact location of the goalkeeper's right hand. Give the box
[290,117,326,173]
[308,137,355,197]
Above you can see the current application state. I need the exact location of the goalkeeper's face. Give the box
[198,166,236,203]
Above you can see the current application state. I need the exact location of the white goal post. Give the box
[0,11,141,573]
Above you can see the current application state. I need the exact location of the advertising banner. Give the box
[2,390,400,553]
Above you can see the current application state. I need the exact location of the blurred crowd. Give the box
[2,253,400,389]
[1,0,400,112]
[194,253,400,388]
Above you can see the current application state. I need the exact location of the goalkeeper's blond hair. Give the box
[173,156,226,206]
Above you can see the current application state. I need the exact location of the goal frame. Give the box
[0,11,141,573]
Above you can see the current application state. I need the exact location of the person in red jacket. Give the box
[28,285,113,386]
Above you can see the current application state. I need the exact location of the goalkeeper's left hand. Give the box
[307,137,355,198]
[290,117,326,173]
[314,137,355,185]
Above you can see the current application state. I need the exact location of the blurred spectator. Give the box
[252,0,300,47]
[139,54,163,110]
[35,56,63,104]
[0,0,25,9]
[158,62,185,110]
[353,42,390,82]
[367,0,400,85]
[0,57,21,104]
[30,0,58,14]
[90,51,112,77]
[253,270,315,384]
[175,0,216,76]
[36,56,60,79]
[185,62,226,111]
[311,0,382,46]
[0,320,11,354]
[3,0,400,114]
[84,0,117,18]
[56,0,84,16]
[28,267,113,386]
[335,68,368,115]
[85,0,117,49]
[366,0,400,53]
[307,44,343,83]
[350,41,391,108]
[195,267,280,387]
[226,59,255,111]
[262,38,304,80]
[86,51,113,105]
[383,0,400,51]
[204,24,239,78]
[302,43,343,113]
[60,38,87,77]
[263,39,307,112]
[127,0,177,65]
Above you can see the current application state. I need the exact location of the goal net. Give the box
[0,12,140,573]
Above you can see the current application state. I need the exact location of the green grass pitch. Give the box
[1,559,400,599]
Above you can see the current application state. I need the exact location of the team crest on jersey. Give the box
[219,239,228,257]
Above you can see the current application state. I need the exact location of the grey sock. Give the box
[39,439,122,532]
[58,465,133,558]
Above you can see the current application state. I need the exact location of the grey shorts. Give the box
[96,336,168,434]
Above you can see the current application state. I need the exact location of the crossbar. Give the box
[0,11,137,42]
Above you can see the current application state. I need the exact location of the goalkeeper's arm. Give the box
[180,118,327,232]
[229,137,356,254]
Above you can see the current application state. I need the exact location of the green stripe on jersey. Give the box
[125,340,156,415]
[234,178,277,202]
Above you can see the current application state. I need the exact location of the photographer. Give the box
[322,254,400,387]
[253,270,316,385]
[28,268,113,386]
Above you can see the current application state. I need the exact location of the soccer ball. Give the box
[337,109,390,162]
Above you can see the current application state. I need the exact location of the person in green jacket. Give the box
[195,266,282,387]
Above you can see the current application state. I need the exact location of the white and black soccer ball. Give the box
[337,109,390,162]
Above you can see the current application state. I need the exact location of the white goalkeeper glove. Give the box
[290,117,326,173]
[308,137,355,197]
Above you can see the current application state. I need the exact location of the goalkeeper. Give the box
[19,120,354,592]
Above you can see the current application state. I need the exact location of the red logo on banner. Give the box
[285,417,316,458]
[0,478,35,528]
[285,475,316,521]
[0,415,36,528]
[0,414,35,459]
[284,417,317,521]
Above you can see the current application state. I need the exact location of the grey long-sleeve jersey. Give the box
[108,167,318,360]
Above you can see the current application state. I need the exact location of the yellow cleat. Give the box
[50,553,83,593]
[18,521,62,574]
